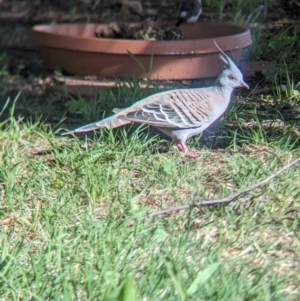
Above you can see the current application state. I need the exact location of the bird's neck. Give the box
[217,85,234,96]
[210,85,234,109]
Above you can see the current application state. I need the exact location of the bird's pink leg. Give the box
[176,142,197,158]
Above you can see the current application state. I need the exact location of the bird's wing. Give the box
[112,108,126,114]
[176,0,202,26]
[117,89,214,129]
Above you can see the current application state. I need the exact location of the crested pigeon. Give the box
[176,0,202,27]
[63,42,249,157]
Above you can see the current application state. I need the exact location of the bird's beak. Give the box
[240,81,249,89]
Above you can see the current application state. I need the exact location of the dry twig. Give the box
[148,157,300,218]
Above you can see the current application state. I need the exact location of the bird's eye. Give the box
[228,74,235,80]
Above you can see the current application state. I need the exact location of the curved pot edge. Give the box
[31,22,252,55]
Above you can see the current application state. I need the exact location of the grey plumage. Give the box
[176,0,202,27]
[63,42,249,157]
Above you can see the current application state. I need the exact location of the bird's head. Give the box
[214,41,249,90]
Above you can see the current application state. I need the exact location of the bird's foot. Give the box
[186,151,197,158]
[176,142,197,158]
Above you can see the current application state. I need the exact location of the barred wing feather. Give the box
[118,89,213,128]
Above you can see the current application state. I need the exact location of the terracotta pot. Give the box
[31,22,251,80]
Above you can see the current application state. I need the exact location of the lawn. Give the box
[1,0,300,300]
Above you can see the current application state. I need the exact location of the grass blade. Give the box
[187,262,221,296]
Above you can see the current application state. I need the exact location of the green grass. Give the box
[1,88,300,300]
[1,0,300,300]
[204,0,277,25]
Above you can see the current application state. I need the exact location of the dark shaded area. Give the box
[94,22,184,40]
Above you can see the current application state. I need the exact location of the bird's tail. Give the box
[62,115,131,135]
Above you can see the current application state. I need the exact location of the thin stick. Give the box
[148,156,300,218]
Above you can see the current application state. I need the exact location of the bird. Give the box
[176,0,202,27]
[62,42,249,158]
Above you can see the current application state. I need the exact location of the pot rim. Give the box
[31,22,251,55]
